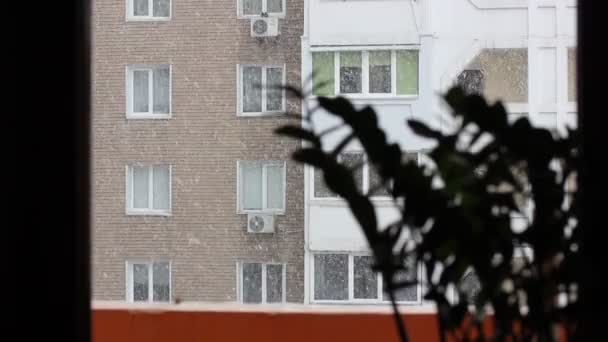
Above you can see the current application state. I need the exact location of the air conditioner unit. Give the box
[247,213,275,233]
[250,17,279,37]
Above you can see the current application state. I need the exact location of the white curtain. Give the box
[153,0,170,17]
[153,67,170,114]
[133,70,149,113]
[243,66,262,113]
[267,0,283,13]
[243,0,262,15]
[132,166,149,208]
[266,68,283,111]
[266,164,284,209]
[134,0,148,16]
[242,162,263,210]
[152,262,170,302]
[152,165,170,210]
[132,263,149,301]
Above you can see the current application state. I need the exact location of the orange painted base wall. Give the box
[93,308,565,342]
[94,309,445,342]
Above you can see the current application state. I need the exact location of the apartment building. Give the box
[302,0,577,305]
[92,0,577,307]
[92,0,305,303]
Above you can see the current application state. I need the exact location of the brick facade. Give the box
[92,0,305,302]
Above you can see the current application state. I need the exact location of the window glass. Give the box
[133,0,149,16]
[368,164,390,197]
[354,256,377,299]
[266,164,284,209]
[243,0,263,15]
[153,0,170,17]
[340,52,362,94]
[380,255,418,302]
[243,66,263,113]
[458,270,481,304]
[340,152,364,193]
[153,67,170,113]
[464,48,528,103]
[243,263,263,303]
[312,52,335,96]
[242,162,263,210]
[568,48,577,102]
[314,169,337,198]
[266,264,283,303]
[153,262,170,302]
[266,67,283,111]
[152,166,170,210]
[314,254,348,300]
[396,50,418,95]
[369,51,391,94]
[457,69,484,96]
[133,263,149,301]
[132,166,149,209]
[267,0,283,13]
[133,70,149,113]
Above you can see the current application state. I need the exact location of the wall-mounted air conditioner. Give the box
[247,213,275,233]
[250,17,279,37]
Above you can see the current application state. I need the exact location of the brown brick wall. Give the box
[92,0,304,302]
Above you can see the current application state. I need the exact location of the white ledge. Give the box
[468,0,528,9]
[92,300,439,314]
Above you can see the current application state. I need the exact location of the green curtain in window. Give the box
[340,51,362,67]
[397,50,419,95]
[312,52,335,96]
[369,51,391,66]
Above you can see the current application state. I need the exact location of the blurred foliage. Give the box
[276,86,580,341]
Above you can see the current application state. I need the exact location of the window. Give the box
[369,51,391,93]
[313,253,420,303]
[456,69,485,96]
[238,65,285,116]
[313,151,417,199]
[458,48,528,103]
[340,51,363,94]
[568,48,577,102]
[127,0,171,20]
[126,165,171,215]
[239,0,285,17]
[312,49,419,97]
[239,263,286,303]
[126,65,171,118]
[126,261,171,302]
[238,161,286,213]
[457,270,481,304]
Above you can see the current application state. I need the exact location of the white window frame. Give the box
[126,0,172,21]
[310,252,422,305]
[237,161,287,214]
[237,64,286,117]
[237,262,287,304]
[311,151,415,201]
[468,0,528,9]
[311,47,420,99]
[237,0,287,18]
[125,260,172,303]
[126,65,172,119]
[125,164,172,216]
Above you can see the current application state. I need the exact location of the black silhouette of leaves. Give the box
[275,86,579,342]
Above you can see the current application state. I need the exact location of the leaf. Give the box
[407,120,444,140]
[292,148,327,169]
[317,96,356,120]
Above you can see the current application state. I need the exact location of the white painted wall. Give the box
[302,0,578,291]
[308,203,402,251]
[308,0,419,46]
